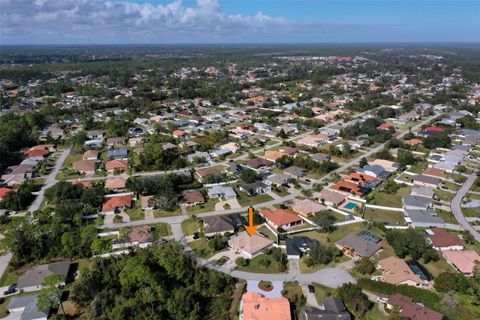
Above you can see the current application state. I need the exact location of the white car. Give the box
[376,297,388,304]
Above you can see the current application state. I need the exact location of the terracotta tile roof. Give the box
[264,150,286,161]
[105,160,128,171]
[387,294,443,320]
[422,168,446,179]
[181,191,205,204]
[241,292,291,320]
[102,195,132,212]
[23,149,49,158]
[196,167,222,177]
[260,208,303,226]
[0,187,16,199]
[82,150,99,160]
[405,139,423,146]
[105,177,126,190]
[378,257,423,285]
[291,199,327,217]
[172,129,186,136]
[72,160,96,173]
[427,228,462,248]
[128,225,151,243]
[228,232,274,255]
[330,180,364,196]
[442,250,480,274]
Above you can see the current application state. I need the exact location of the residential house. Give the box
[180,190,205,207]
[264,150,286,162]
[187,151,211,164]
[240,292,291,320]
[317,189,346,207]
[102,195,132,214]
[172,129,187,139]
[105,177,127,191]
[23,148,49,158]
[311,152,330,162]
[238,181,271,196]
[140,195,155,210]
[17,262,70,291]
[402,196,433,211]
[105,159,128,173]
[358,165,390,179]
[336,234,382,258]
[283,166,307,179]
[228,232,274,258]
[426,228,464,251]
[369,159,399,172]
[221,142,240,153]
[7,294,49,320]
[304,297,352,320]
[296,134,329,148]
[442,250,480,276]
[106,137,126,147]
[195,167,223,182]
[386,294,443,320]
[330,180,368,197]
[260,208,305,230]
[278,146,298,156]
[376,257,428,287]
[107,148,128,160]
[265,173,291,186]
[72,160,96,175]
[412,174,442,189]
[423,168,447,180]
[207,185,237,199]
[411,187,435,200]
[113,225,154,249]
[82,150,99,161]
[86,130,105,140]
[210,148,231,158]
[404,209,446,229]
[291,199,327,217]
[286,237,313,259]
[244,157,274,172]
[203,215,235,237]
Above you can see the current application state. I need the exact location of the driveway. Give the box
[215,199,241,211]
[209,249,248,270]
[301,283,321,308]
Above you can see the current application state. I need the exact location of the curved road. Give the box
[451,172,480,242]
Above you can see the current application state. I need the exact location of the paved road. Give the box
[451,172,480,242]
[28,148,71,212]
[0,252,12,285]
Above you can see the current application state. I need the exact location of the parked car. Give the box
[4,284,17,295]
[376,297,388,304]
[308,284,315,293]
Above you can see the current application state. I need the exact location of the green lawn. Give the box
[282,282,305,318]
[364,208,405,225]
[442,182,461,192]
[299,254,350,273]
[125,202,145,221]
[435,209,458,224]
[151,223,171,237]
[236,253,285,274]
[436,189,455,202]
[0,265,20,287]
[370,192,402,208]
[424,255,456,278]
[256,226,277,242]
[154,208,180,218]
[461,207,480,217]
[189,239,216,258]
[294,222,371,245]
[186,198,217,214]
[181,217,202,235]
[312,283,333,304]
[272,188,290,197]
[365,303,390,320]
[62,152,83,170]
[236,190,273,207]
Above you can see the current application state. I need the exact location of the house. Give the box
[283,166,307,179]
[105,159,128,173]
[411,187,435,200]
[83,150,99,161]
[244,157,274,171]
[72,160,96,175]
[238,181,271,196]
[195,167,223,181]
[102,195,132,213]
[106,137,126,147]
[264,150,286,162]
[378,123,393,130]
[105,177,127,191]
[260,208,305,230]
[386,294,443,320]
[376,257,428,287]
[203,215,235,236]
[405,138,423,146]
[210,148,231,158]
[207,185,237,199]
[426,228,464,251]
[358,165,390,179]
[304,297,351,320]
[311,152,330,162]
[423,168,447,180]
[240,292,291,320]
[404,209,446,229]
[442,250,480,276]
[140,195,155,210]
[265,173,291,186]
[86,130,105,140]
[228,232,274,258]
[7,294,49,320]
[402,196,433,211]
[17,262,70,291]
[291,199,327,217]
[187,151,211,163]
[286,237,313,259]
[336,234,382,258]
[172,129,187,139]
[23,148,49,158]
[412,174,442,189]
[0,187,16,201]
[113,225,154,249]
[107,148,128,160]
[369,159,399,172]
[297,134,329,148]
[278,146,298,156]
[330,180,368,197]
[221,142,240,153]
[180,190,205,207]
[317,189,346,206]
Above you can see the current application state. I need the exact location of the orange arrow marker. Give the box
[244,206,258,236]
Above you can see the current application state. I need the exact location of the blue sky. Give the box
[0,0,479,44]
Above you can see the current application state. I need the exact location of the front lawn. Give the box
[436,189,455,202]
[189,239,216,258]
[299,254,350,273]
[442,181,461,192]
[236,190,273,207]
[256,226,277,241]
[236,253,285,274]
[125,202,145,221]
[313,283,333,304]
[181,217,202,235]
[364,208,405,225]
[154,208,180,218]
[186,198,217,214]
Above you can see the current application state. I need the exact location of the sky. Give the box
[0,0,479,45]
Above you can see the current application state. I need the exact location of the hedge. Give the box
[358,279,440,310]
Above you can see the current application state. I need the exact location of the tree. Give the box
[359,157,368,168]
[208,235,227,251]
[434,272,470,293]
[334,283,371,318]
[38,274,66,315]
[314,212,337,233]
[353,257,375,275]
[397,149,416,167]
[240,169,259,183]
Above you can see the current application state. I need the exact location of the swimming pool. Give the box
[344,202,358,210]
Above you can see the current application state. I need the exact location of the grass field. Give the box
[294,221,371,245]
[236,253,285,274]
[236,190,273,207]
[154,208,181,218]
[186,198,217,214]
[442,181,461,192]
[363,208,405,225]
[189,239,217,258]
[181,217,202,235]
[125,202,144,221]
[436,189,455,202]
[299,254,350,273]
[256,226,277,241]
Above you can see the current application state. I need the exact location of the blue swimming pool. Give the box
[344,202,358,210]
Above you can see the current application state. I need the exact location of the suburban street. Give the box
[451,172,480,242]
[28,148,71,212]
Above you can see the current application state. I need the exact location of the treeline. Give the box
[71,243,236,319]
